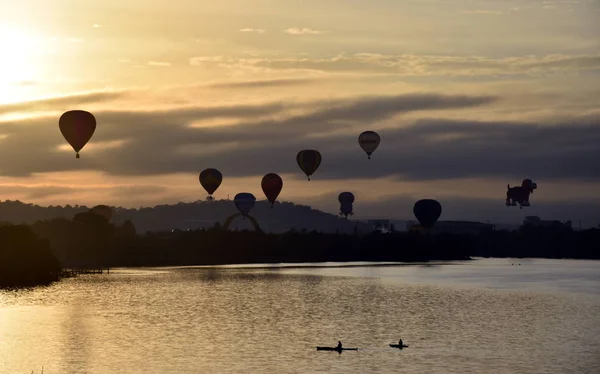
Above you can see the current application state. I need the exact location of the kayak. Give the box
[389,344,409,349]
[317,347,358,351]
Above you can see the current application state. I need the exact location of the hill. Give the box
[0,199,372,234]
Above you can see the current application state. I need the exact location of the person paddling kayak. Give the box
[399,339,403,347]
[337,341,342,350]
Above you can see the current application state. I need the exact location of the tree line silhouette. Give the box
[1,211,599,287]
[0,200,374,234]
[0,224,61,287]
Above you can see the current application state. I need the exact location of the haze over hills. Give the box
[0,199,374,234]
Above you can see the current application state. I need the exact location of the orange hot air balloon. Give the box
[59,110,96,159]
[261,173,283,208]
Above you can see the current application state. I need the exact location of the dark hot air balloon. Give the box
[59,110,96,158]
[199,168,223,200]
[234,193,256,217]
[338,192,355,204]
[506,179,537,209]
[413,199,442,229]
[261,173,283,208]
[340,201,354,218]
[296,150,321,181]
[358,131,380,159]
[338,192,355,218]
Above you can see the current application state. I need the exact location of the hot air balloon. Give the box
[199,168,223,200]
[59,110,96,158]
[234,192,256,217]
[338,192,355,218]
[340,201,354,218]
[338,192,355,204]
[90,204,113,222]
[296,150,321,181]
[358,131,380,159]
[506,179,537,209]
[413,199,442,229]
[261,173,283,208]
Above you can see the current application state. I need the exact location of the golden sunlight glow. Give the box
[56,140,129,153]
[0,0,596,221]
[0,26,43,103]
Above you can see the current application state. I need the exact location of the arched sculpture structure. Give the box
[222,213,263,233]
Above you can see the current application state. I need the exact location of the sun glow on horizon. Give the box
[0,0,596,223]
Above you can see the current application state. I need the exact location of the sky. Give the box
[0,0,599,225]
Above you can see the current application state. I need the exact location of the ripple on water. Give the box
[1,261,599,374]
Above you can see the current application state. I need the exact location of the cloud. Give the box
[1,91,598,187]
[239,28,266,34]
[460,10,507,15]
[207,78,319,89]
[189,56,226,65]
[0,184,78,200]
[92,24,103,28]
[148,61,172,67]
[460,8,520,16]
[0,90,128,116]
[187,53,600,77]
[314,116,600,182]
[110,185,169,197]
[12,80,37,87]
[284,28,325,35]
[0,92,504,179]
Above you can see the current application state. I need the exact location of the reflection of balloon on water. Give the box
[296,150,321,181]
[358,131,380,159]
[261,173,283,208]
[234,192,256,217]
[59,110,96,159]
[90,204,113,221]
[413,199,442,229]
[199,168,223,200]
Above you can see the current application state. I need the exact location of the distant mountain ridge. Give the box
[0,200,372,234]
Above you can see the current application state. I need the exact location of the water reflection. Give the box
[0,260,599,373]
[61,305,91,374]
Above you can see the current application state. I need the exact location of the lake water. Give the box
[1,258,599,373]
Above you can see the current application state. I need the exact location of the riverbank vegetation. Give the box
[1,213,599,287]
[0,225,61,288]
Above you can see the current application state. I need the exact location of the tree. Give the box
[0,225,61,287]
[122,220,137,237]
